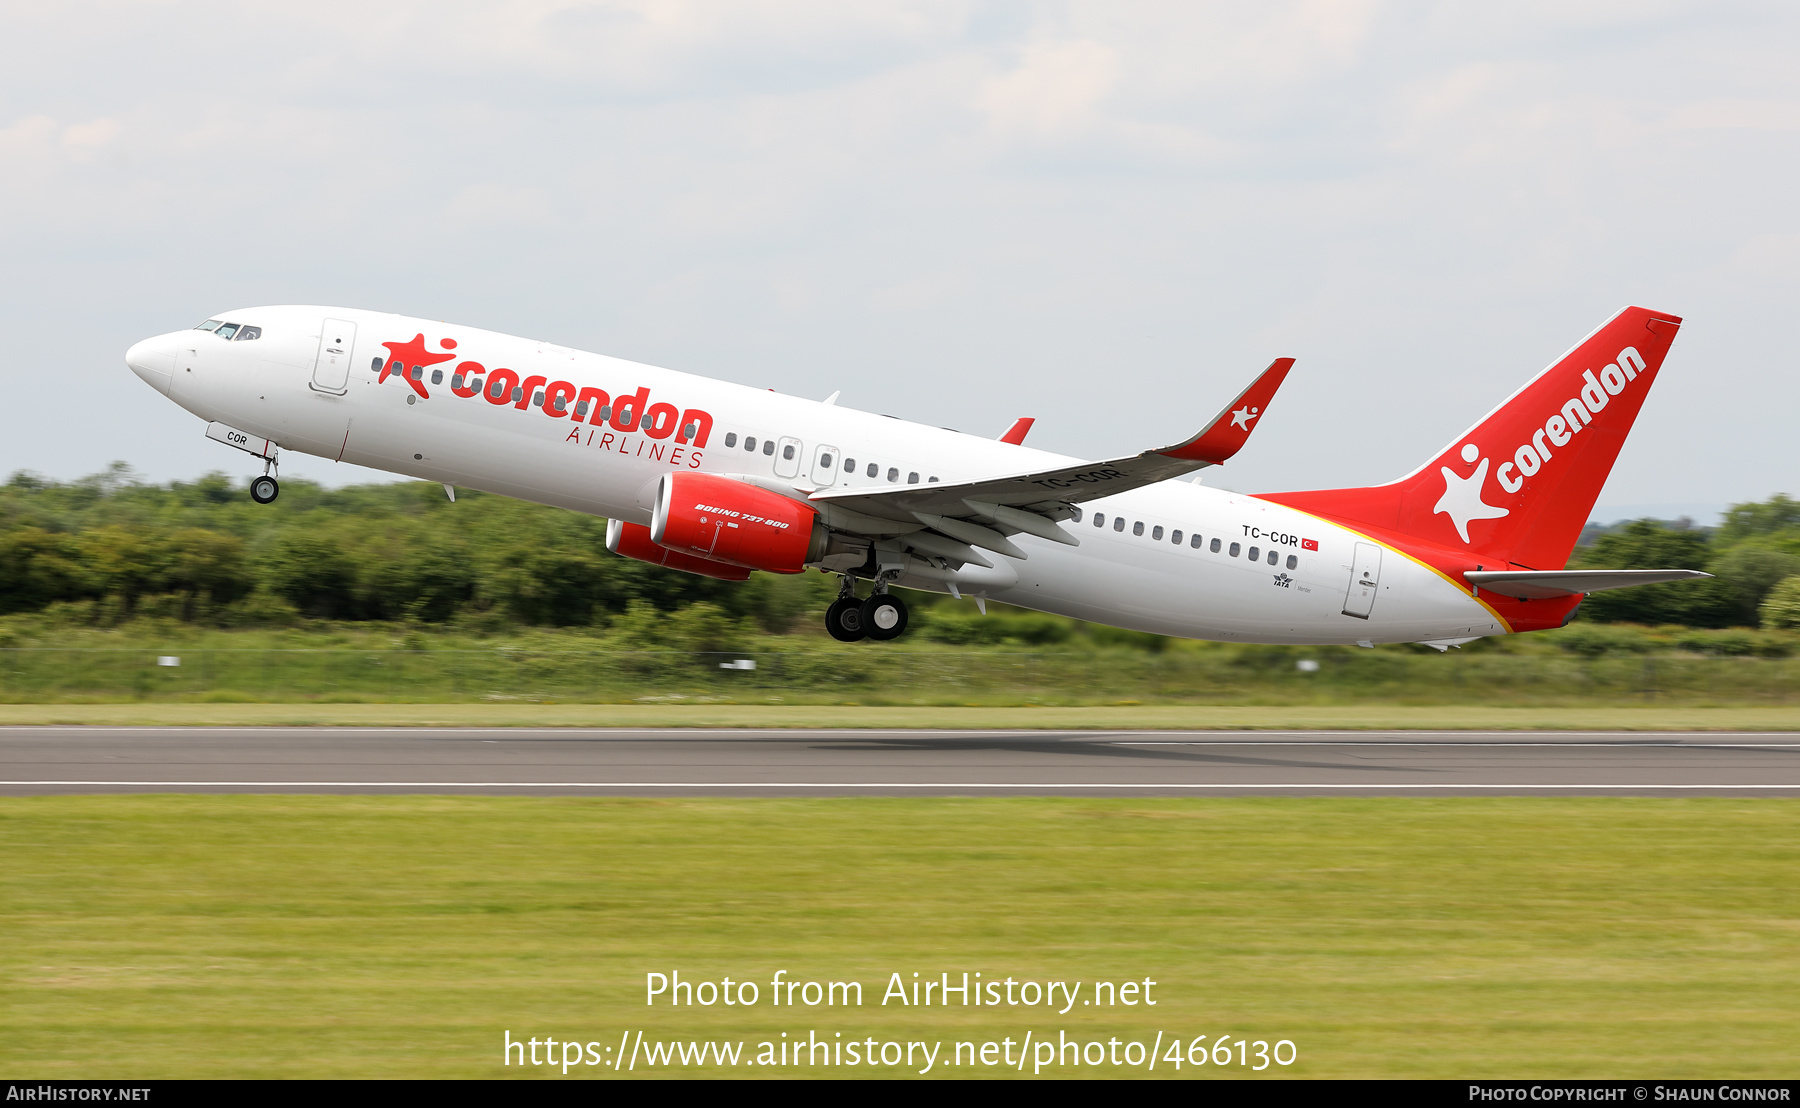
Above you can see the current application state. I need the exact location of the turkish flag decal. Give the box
[1301,538,1319,551]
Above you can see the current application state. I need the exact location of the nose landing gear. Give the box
[249,450,280,504]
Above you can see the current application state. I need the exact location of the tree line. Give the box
[1,464,1796,631]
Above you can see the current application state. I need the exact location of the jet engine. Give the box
[605,518,752,581]
[651,471,825,574]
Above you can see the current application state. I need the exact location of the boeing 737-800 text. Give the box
[124,306,1705,647]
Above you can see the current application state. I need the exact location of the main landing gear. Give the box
[825,578,909,642]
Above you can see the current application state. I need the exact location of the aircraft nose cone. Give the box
[126,333,178,395]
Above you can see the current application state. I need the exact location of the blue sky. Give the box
[2,2,1795,520]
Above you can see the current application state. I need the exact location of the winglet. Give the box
[1157,358,1294,464]
[998,417,1035,445]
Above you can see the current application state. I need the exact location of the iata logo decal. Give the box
[1434,344,1647,545]
[376,332,715,467]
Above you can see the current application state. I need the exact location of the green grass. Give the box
[3,796,1798,1078]
[1,701,1798,730]
[0,619,1796,708]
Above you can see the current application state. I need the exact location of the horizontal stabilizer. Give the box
[1463,568,1711,599]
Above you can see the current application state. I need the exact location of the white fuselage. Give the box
[126,305,1505,646]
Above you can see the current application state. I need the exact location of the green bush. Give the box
[1762,576,1800,631]
[1548,623,1657,656]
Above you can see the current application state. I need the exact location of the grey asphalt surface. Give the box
[1,727,1798,796]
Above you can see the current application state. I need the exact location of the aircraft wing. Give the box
[805,358,1293,558]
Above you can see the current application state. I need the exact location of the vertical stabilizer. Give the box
[1261,306,1681,570]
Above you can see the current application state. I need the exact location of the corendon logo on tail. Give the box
[1433,345,1648,546]
[377,332,715,459]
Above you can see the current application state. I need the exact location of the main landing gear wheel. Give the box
[825,596,867,642]
[249,475,280,504]
[861,594,908,641]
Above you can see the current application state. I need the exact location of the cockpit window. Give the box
[196,320,223,331]
[213,323,240,340]
[233,325,262,341]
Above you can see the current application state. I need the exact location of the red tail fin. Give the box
[1262,306,1681,570]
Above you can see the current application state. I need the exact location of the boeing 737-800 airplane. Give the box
[124,306,1704,647]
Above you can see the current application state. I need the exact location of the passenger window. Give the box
[1152,525,1164,541]
[410,365,423,380]
[1228,542,1240,557]
[196,320,223,331]
[820,453,834,469]
[886,467,898,482]
[725,433,737,447]
[867,463,878,478]
[744,436,756,451]
[844,457,855,472]
[1210,537,1221,553]
[554,396,567,413]
[907,472,919,484]
[1133,521,1144,536]
[214,323,239,340]
[1071,508,1084,523]
[452,373,464,389]
[782,444,795,460]
[1093,513,1105,527]
[928,476,939,482]
[575,400,588,417]
[1113,517,1125,532]
[763,440,776,456]
[233,326,261,341]
[431,369,444,385]
[1170,529,1181,544]
[1268,549,1279,566]
[1286,554,1298,570]
[533,391,545,407]
[1191,533,1203,549]
[371,357,384,371]
[597,405,611,421]
[1248,546,1259,561]
[511,386,523,403]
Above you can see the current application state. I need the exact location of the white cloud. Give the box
[0,1,1797,508]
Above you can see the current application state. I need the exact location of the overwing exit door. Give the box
[310,319,356,394]
[1341,542,1382,619]
[810,444,840,487]
[773,436,804,479]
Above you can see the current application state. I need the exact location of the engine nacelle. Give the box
[652,471,825,574]
[605,518,752,581]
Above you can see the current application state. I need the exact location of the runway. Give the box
[1,727,1798,796]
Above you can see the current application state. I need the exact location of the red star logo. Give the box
[379,334,458,398]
